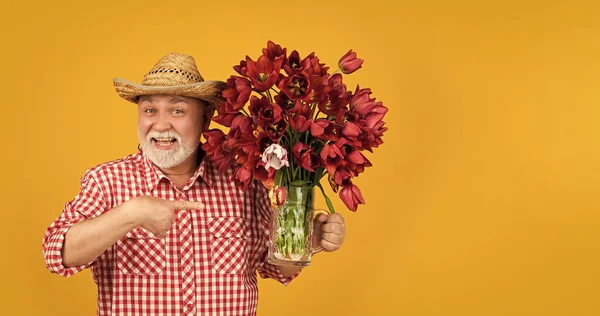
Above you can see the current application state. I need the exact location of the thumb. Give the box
[167,200,205,211]
[315,213,328,223]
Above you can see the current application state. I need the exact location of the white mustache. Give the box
[147,130,181,142]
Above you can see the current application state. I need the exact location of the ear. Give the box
[202,104,215,131]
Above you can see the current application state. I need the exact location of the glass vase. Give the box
[267,185,329,266]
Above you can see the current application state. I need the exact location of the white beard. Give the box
[138,129,198,169]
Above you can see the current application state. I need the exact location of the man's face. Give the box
[137,94,210,169]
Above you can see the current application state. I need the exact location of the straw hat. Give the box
[113,53,227,107]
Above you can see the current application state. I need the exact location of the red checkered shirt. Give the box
[42,150,298,315]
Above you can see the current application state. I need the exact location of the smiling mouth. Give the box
[152,137,177,148]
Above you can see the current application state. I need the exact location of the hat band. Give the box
[142,67,204,86]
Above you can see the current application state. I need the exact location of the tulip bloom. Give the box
[254,160,276,189]
[339,183,365,212]
[221,76,252,111]
[319,144,345,174]
[262,144,290,170]
[292,142,320,172]
[338,49,364,74]
[262,40,287,64]
[283,50,302,75]
[289,104,313,133]
[310,119,339,141]
[278,74,310,99]
[202,129,234,174]
[245,55,283,91]
[234,164,253,190]
[249,96,283,127]
[269,186,288,207]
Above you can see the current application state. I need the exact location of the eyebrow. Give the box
[140,96,153,102]
[171,97,186,103]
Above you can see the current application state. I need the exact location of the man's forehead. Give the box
[139,94,187,100]
[137,94,206,104]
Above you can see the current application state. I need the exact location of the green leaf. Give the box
[316,182,336,214]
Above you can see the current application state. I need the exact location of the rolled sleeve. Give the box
[42,171,107,277]
[42,223,89,277]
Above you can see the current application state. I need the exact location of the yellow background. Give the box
[1,0,599,315]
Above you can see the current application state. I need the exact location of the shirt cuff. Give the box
[258,261,301,286]
[43,225,92,277]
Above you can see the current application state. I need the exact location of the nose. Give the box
[153,112,172,132]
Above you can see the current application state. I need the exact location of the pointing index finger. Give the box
[168,200,205,211]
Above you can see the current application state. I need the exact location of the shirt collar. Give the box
[140,147,213,192]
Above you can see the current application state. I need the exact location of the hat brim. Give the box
[113,78,227,107]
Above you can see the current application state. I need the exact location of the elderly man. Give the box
[42,53,346,315]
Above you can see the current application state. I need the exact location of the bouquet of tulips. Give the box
[202,41,387,213]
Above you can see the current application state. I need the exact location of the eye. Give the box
[172,109,184,115]
[144,108,155,114]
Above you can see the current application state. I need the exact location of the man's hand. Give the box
[312,213,346,252]
[127,196,205,238]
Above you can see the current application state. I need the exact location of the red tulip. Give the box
[212,97,243,127]
[363,104,387,129]
[262,40,287,65]
[265,119,288,142]
[228,115,254,144]
[359,106,387,149]
[278,74,310,99]
[254,132,271,153]
[301,53,329,78]
[310,119,339,141]
[288,103,313,133]
[335,138,372,176]
[245,55,283,92]
[343,85,389,151]
[274,93,296,112]
[233,59,247,76]
[346,151,372,176]
[339,182,365,212]
[249,96,283,127]
[291,141,307,160]
[350,86,379,116]
[338,49,363,75]
[221,76,252,111]
[319,144,345,174]
[233,132,270,177]
[292,142,320,172]
[341,121,362,138]
[203,129,226,149]
[359,106,388,152]
[307,74,331,108]
[235,140,260,166]
[234,164,253,190]
[319,74,350,115]
[254,159,276,189]
[202,129,235,174]
[332,166,352,187]
[283,50,302,75]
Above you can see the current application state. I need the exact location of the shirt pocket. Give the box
[207,217,250,275]
[116,227,166,275]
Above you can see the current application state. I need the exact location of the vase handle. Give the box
[311,208,332,254]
